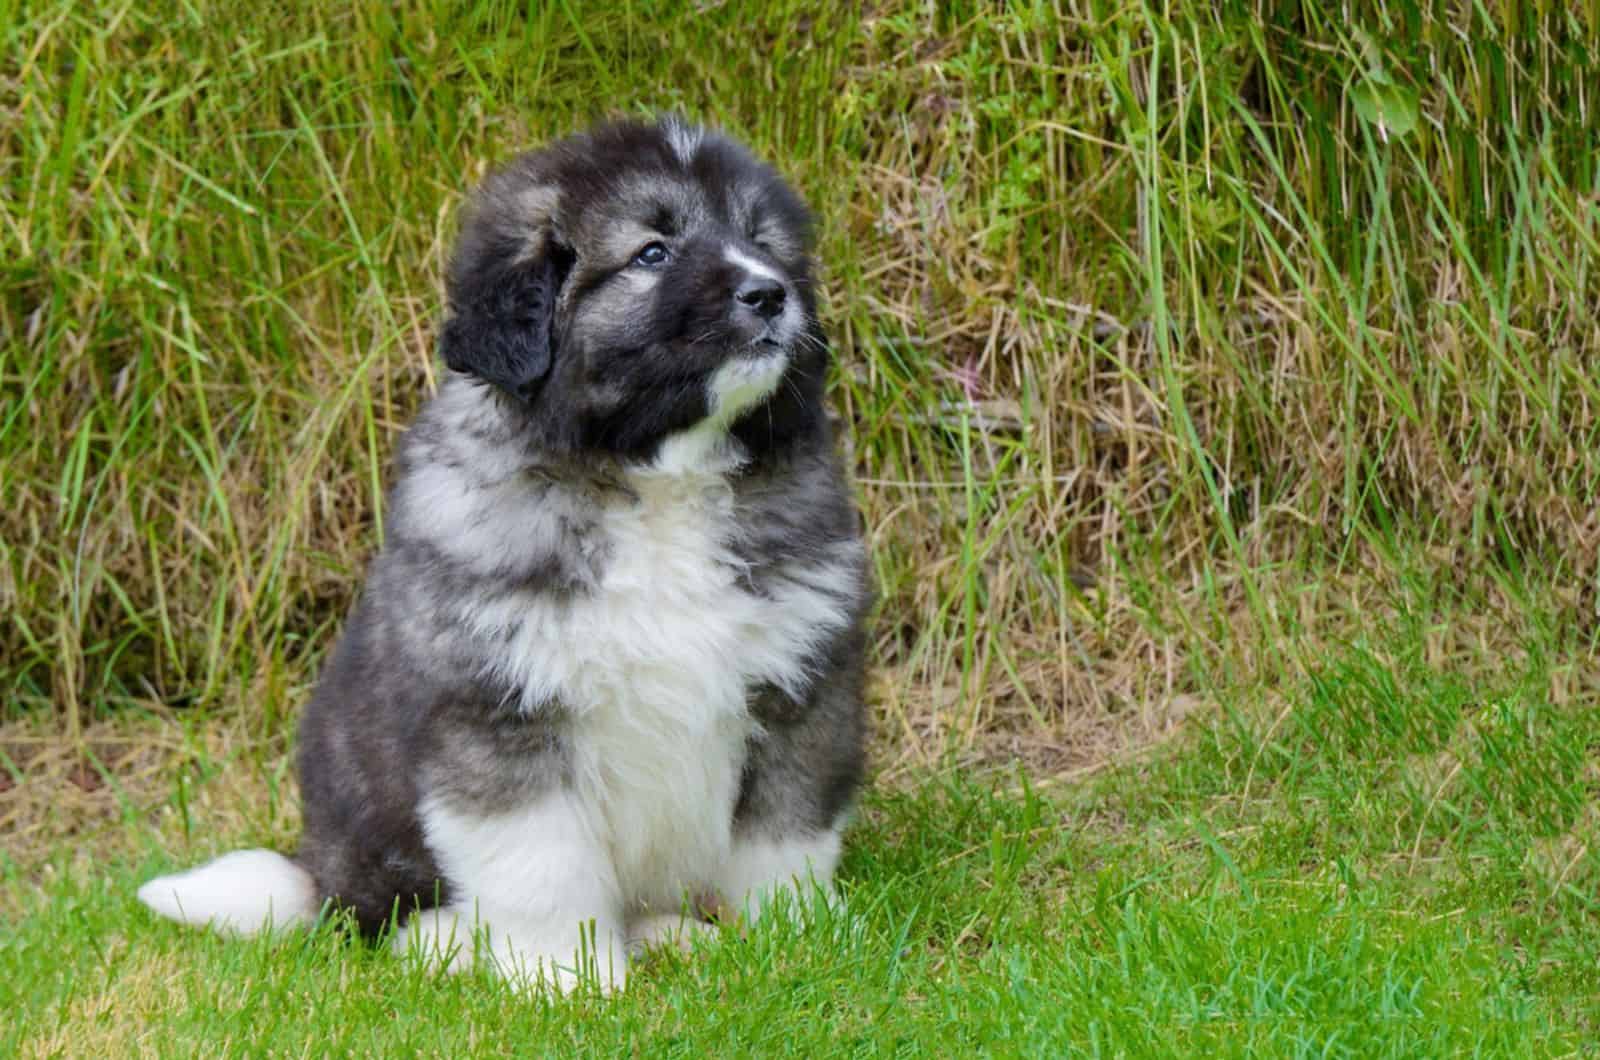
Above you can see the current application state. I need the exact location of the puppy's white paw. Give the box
[626,912,714,957]
[391,906,474,975]
[395,905,628,995]
[491,920,628,996]
[714,828,844,928]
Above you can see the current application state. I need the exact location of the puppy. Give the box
[139,117,871,993]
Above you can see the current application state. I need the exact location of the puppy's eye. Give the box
[633,241,671,267]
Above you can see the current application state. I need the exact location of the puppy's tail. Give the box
[137,849,320,936]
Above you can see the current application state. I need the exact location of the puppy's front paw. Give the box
[626,912,715,958]
[713,829,844,929]
[492,919,629,996]
[395,905,628,995]
[392,906,475,975]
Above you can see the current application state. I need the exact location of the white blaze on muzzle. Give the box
[723,243,802,344]
[722,243,784,285]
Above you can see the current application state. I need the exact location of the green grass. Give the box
[7,608,1597,1056]
[5,0,1600,1054]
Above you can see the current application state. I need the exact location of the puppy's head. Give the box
[440,117,826,463]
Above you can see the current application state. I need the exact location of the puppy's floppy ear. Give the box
[439,181,573,403]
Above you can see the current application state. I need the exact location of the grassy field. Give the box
[4,0,1599,1054]
[7,613,1597,1054]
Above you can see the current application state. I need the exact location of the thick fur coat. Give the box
[139,117,871,993]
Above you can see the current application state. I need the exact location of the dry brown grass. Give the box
[0,711,300,874]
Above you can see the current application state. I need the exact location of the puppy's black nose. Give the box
[735,279,786,320]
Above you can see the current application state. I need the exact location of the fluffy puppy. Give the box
[139,117,871,993]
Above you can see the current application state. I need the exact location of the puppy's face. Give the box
[440,119,826,461]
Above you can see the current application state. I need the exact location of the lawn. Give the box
[4,1,1598,1055]
[7,613,1596,1055]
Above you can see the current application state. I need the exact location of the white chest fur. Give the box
[454,467,856,911]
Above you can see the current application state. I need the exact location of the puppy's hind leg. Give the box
[137,849,321,936]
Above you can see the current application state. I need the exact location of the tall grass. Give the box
[2,1,1596,760]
